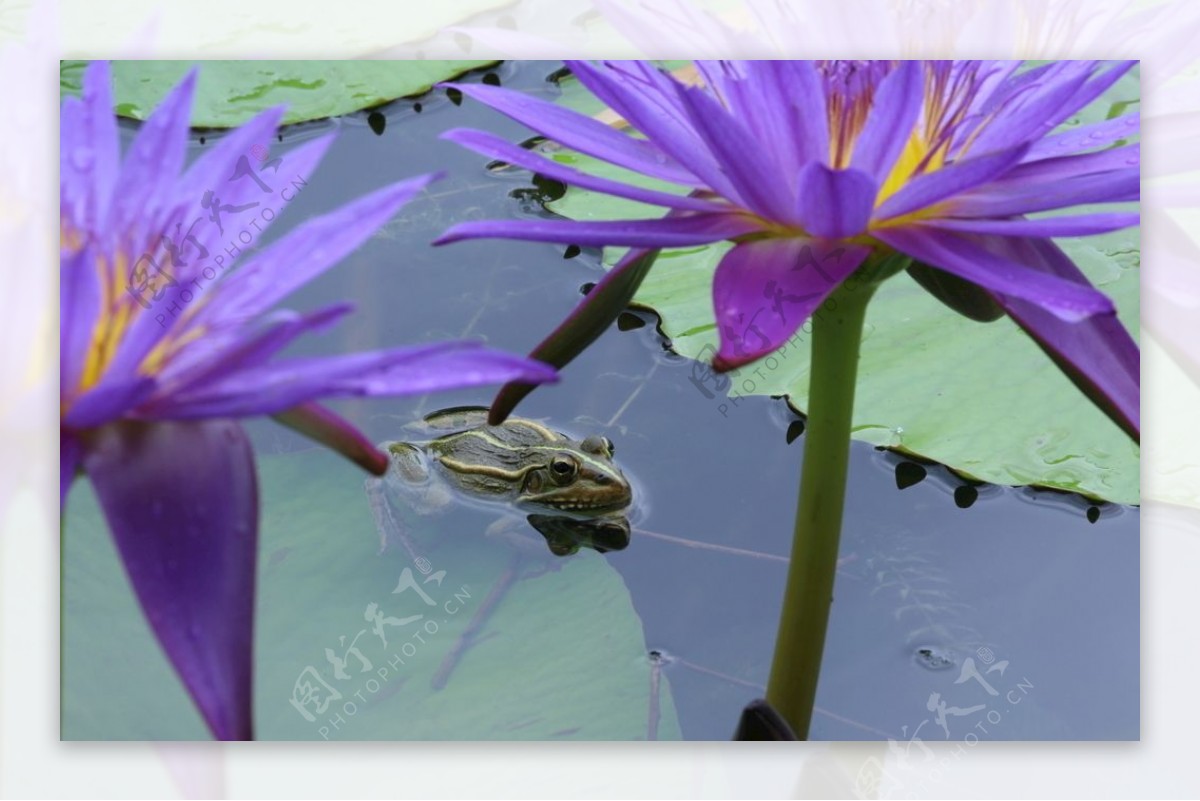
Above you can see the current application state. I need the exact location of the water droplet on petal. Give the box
[71,147,94,171]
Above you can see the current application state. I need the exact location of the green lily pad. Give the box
[59,60,496,127]
[62,443,679,740]
[540,65,1140,505]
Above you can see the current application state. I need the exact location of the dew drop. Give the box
[71,147,94,171]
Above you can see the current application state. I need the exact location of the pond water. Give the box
[62,60,1138,741]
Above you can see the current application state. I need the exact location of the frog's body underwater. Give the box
[365,406,634,558]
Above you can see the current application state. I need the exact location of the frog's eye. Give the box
[581,435,614,457]
[549,454,578,484]
[602,437,615,456]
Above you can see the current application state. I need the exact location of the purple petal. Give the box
[60,245,102,393]
[876,225,1115,321]
[795,163,876,239]
[109,69,197,244]
[489,247,660,424]
[986,236,1139,439]
[61,429,81,509]
[272,402,389,475]
[101,131,338,382]
[696,61,813,190]
[947,167,1139,218]
[712,238,870,372]
[1024,114,1139,161]
[443,80,698,186]
[772,61,830,168]
[669,79,798,223]
[149,342,558,419]
[61,61,119,239]
[1059,62,1137,131]
[196,174,441,327]
[441,128,724,213]
[565,61,736,196]
[1005,143,1139,184]
[62,376,157,429]
[435,212,759,249]
[923,212,1139,238]
[874,143,1029,221]
[159,304,355,393]
[176,130,336,280]
[81,419,258,740]
[173,106,287,210]
[965,65,1091,155]
[851,60,924,183]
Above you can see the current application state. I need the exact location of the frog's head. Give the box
[518,434,632,517]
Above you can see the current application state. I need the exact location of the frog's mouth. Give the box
[525,487,632,516]
[536,497,630,515]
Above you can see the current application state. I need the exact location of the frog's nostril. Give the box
[595,475,611,485]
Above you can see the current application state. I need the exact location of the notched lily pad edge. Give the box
[59,60,502,129]
[622,290,1138,509]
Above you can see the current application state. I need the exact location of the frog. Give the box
[363,406,634,560]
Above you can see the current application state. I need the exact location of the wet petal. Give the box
[965,65,1090,155]
[60,245,101,393]
[1024,113,1139,161]
[985,236,1139,439]
[712,238,870,372]
[699,61,811,189]
[795,163,876,239]
[435,212,759,249]
[443,80,698,185]
[877,225,1114,321]
[61,61,119,238]
[62,375,156,429]
[102,132,338,382]
[567,61,734,195]
[154,342,558,418]
[110,69,197,243]
[851,60,923,183]
[441,128,724,212]
[874,144,1029,221]
[1005,143,1139,184]
[200,174,441,327]
[923,212,1139,238]
[669,78,797,222]
[82,419,258,740]
[160,304,355,393]
[947,167,1139,218]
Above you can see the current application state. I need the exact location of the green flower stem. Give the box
[765,274,879,739]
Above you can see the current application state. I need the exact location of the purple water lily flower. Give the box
[435,60,1140,438]
[60,61,556,740]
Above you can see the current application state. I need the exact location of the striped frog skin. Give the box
[414,407,631,516]
[365,406,633,558]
